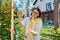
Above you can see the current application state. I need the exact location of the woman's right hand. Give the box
[17,10,22,18]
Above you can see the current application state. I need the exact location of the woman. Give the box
[17,8,42,40]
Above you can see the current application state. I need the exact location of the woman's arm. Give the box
[17,12,23,26]
[17,12,28,26]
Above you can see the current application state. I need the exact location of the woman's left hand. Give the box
[26,28,32,34]
[31,30,37,36]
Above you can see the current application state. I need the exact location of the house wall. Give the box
[35,0,54,11]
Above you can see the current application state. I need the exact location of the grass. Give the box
[40,24,60,40]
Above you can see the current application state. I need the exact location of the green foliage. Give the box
[0,29,11,40]
[14,18,25,40]
[40,26,60,40]
[0,0,11,40]
[14,24,25,40]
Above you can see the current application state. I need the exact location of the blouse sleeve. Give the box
[21,17,27,26]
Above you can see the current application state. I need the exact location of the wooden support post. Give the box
[11,0,14,40]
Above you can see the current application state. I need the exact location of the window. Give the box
[46,2,51,11]
[58,0,60,3]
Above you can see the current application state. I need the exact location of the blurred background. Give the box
[0,0,60,40]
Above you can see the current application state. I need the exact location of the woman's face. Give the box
[31,9,39,18]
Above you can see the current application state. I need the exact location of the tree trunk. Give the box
[54,0,59,30]
[26,0,30,17]
[59,9,60,26]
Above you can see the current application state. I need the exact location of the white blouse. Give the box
[21,17,42,40]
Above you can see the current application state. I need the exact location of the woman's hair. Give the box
[31,7,42,18]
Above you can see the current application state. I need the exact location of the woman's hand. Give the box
[26,28,32,34]
[17,10,22,18]
[31,30,37,36]
[26,28,37,36]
